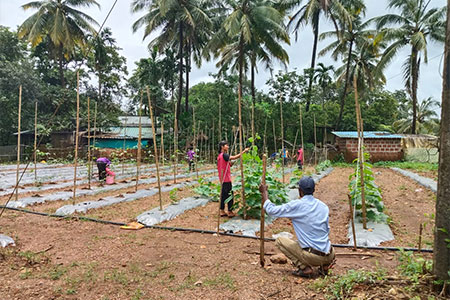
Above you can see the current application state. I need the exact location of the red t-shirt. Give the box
[217,153,231,183]
[297,149,304,163]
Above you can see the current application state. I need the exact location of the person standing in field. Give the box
[297,146,304,170]
[217,141,249,217]
[187,147,195,172]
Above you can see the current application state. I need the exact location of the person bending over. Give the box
[96,157,111,181]
[260,176,335,277]
[217,141,249,217]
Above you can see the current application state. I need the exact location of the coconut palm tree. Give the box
[131,0,214,117]
[207,0,289,218]
[284,0,363,111]
[373,0,446,134]
[393,97,440,134]
[18,0,100,87]
[319,0,366,129]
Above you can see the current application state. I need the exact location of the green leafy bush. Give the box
[232,145,289,219]
[349,152,386,223]
[315,160,331,173]
[193,178,220,202]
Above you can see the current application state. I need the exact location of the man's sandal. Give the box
[227,211,236,217]
[292,267,314,278]
[318,259,336,276]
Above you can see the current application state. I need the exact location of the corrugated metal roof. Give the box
[118,116,152,127]
[99,127,154,139]
[332,131,403,139]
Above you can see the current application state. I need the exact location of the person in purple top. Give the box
[187,147,195,172]
[96,157,111,181]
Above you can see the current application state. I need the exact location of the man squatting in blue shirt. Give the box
[260,176,336,277]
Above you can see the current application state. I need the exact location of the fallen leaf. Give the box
[200,245,206,249]
[194,280,203,286]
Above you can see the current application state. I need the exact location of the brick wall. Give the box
[340,138,403,162]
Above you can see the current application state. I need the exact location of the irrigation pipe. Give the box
[0,205,432,253]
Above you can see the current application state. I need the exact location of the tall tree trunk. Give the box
[434,2,450,289]
[411,47,419,134]
[306,12,320,112]
[185,41,191,112]
[58,45,65,88]
[335,38,354,130]
[177,22,184,121]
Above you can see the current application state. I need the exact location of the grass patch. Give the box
[104,268,129,286]
[373,161,438,171]
[48,265,68,280]
[203,272,236,291]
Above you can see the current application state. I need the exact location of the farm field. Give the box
[0,162,440,299]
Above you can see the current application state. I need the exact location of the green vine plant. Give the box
[193,178,220,202]
[230,142,289,219]
[348,152,387,223]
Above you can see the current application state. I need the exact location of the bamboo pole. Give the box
[348,194,358,250]
[260,154,267,267]
[34,101,38,185]
[354,74,367,229]
[122,118,127,175]
[15,85,22,202]
[263,118,267,154]
[92,102,97,181]
[219,94,222,140]
[292,129,299,166]
[212,122,215,163]
[418,223,423,252]
[272,119,277,155]
[173,101,178,183]
[238,84,246,220]
[313,113,317,166]
[251,100,255,147]
[193,106,199,178]
[161,115,164,166]
[280,96,285,184]
[87,97,92,189]
[72,71,80,204]
[136,91,143,192]
[146,86,162,210]
[299,104,305,166]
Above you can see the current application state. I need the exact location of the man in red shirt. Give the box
[297,146,304,170]
[217,140,249,217]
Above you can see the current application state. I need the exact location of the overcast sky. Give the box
[0,0,446,109]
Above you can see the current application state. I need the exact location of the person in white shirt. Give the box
[260,176,335,277]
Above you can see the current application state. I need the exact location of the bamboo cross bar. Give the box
[146,86,162,210]
[260,154,267,267]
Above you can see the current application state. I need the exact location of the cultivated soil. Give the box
[0,165,442,299]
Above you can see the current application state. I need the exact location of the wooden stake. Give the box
[136,91,143,192]
[212,122,215,163]
[15,85,22,202]
[272,119,277,155]
[260,154,268,267]
[72,71,80,204]
[354,74,367,229]
[122,117,127,175]
[348,194,358,250]
[263,118,267,154]
[146,87,162,210]
[292,129,299,166]
[92,102,97,182]
[87,97,92,189]
[313,113,317,166]
[280,96,285,183]
[299,104,305,166]
[251,100,255,147]
[238,84,246,220]
[34,101,38,185]
[219,94,222,140]
[161,115,164,166]
[418,223,423,252]
[173,101,178,184]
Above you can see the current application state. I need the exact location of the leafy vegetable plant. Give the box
[349,152,386,223]
[193,178,220,202]
[232,144,289,219]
